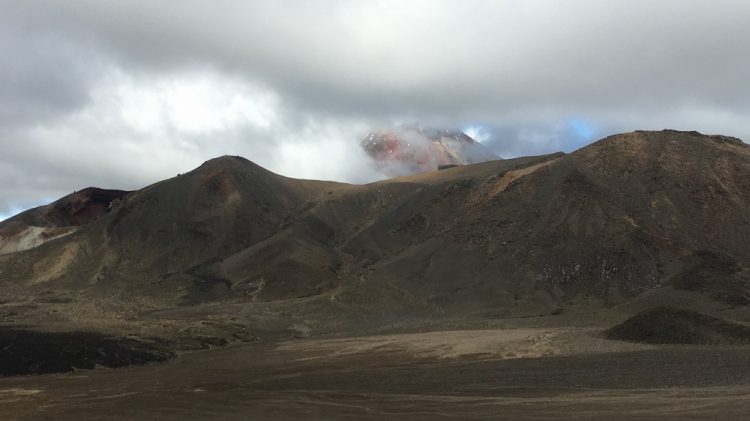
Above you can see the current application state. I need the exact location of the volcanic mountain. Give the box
[361,125,499,176]
[0,129,749,353]
[0,188,129,254]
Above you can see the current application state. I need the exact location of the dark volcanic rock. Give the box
[5,187,130,229]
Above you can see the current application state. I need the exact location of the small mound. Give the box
[605,307,750,345]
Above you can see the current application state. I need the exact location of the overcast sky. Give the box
[1,0,749,219]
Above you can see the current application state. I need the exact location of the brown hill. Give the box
[0,130,748,339]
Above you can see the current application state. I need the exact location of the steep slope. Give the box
[0,131,748,330]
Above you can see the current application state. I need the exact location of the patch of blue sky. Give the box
[564,118,598,151]
[462,124,492,144]
[0,198,55,222]
[0,207,23,222]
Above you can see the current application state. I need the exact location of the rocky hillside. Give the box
[0,130,748,328]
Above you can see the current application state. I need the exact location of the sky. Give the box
[1,0,749,220]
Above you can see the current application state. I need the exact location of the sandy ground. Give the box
[2,326,750,420]
[276,327,652,360]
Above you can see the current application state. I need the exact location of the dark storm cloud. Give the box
[1,0,749,217]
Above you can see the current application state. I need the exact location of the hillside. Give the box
[0,130,748,349]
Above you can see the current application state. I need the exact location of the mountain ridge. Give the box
[0,129,748,344]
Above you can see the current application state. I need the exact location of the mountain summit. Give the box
[362,125,499,176]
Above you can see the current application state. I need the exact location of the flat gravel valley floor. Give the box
[3,327,750,420]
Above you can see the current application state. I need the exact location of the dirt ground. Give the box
[3,326,750,420]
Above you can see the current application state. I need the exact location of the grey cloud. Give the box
[15,0,746,118]
[0,32,95,128]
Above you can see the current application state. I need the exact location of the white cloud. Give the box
[273,118,383,183]
[113,72,281,135]
[463,125,491,144]
[0,64,390,216]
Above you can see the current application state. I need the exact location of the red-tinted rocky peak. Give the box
[362,125,499,176]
